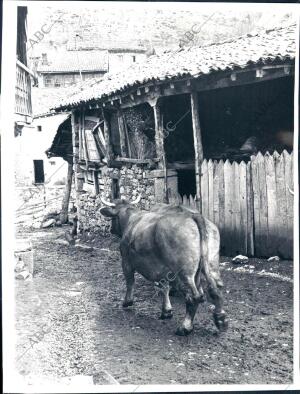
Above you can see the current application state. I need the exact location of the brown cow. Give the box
[100,198,228,336]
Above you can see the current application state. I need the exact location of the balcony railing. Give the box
[15,59,33,120]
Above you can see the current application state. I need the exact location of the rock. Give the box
[15,258,25,273]
[15,240,32,253]
[55,239,70,246]
[15,270,30,280]
[267,256,280,262]
[232,255,249,264]
[55,220,62,227]
[65,231,75,245]
[75,244,94,252]
[41,218,56,228]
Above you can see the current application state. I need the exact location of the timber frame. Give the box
[66,61,294,204]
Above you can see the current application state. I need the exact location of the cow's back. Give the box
[122,209,202,281]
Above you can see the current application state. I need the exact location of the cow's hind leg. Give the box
[204,268,228,331]
[208,284,228,331]
[121,259,135,308]
[175,276,202,336]
[160,283,173,319]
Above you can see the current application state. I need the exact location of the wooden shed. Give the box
[54,23,296,258]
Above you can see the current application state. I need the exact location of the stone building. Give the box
[36,51,108,88]
[51,24,295,257]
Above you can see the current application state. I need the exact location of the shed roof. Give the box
[37,50,109,73]
[55,23,296,110]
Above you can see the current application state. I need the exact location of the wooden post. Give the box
[59,160,73,224]
[71,110,84,230]
[150,98,168,203]
[93,170,100,195]
[190,91,204,213]
[102,108,114,166]
[117,109,127,157]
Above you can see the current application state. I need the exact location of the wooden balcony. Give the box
[15,59,33,122]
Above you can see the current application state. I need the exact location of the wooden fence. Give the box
[170,150,293,258]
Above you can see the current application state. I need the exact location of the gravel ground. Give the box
[15,227,293,386]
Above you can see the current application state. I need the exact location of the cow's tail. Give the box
[192,213,223,292]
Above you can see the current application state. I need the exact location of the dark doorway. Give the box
[177,169,196,197]
[33,160,45,184]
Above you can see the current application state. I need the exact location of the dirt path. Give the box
[15,227,293,385]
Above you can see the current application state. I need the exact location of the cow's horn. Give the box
[131,194,141,205]
[100,196,116,207]
[288,187,294,195]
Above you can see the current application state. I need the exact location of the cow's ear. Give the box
[100,206,118,217]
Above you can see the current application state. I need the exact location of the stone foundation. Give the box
[77,164,159,233]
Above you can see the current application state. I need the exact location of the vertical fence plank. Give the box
[246,161,254,256]
[265,152,277,256]
[201,159,208,218]
[258,153,268,256]
[182,195,188,207]
[283,150,293,258]
[213,160,219,227]
[251,154,262,256]
[239,161,247,254]
[232,161,241,254]
[224,160,233,255]
[218,160,225,245]
[275,151,288,257]
[208,159,214,222]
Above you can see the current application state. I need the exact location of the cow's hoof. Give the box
[213,312,228,331]
[122,300,133,308]
[175,326,193,336]
[160,310,173,320]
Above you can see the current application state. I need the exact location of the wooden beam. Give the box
[117,109,127,157]
[117,64,294,109]
[101,108,114,167]
[113,157,159,164]
[151,99,168,203]
[168,161,195,170]
[190,91,203,213]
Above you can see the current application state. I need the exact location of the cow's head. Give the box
[100,195,141,236]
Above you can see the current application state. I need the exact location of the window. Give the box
[33,160,45,184]
[37,125,42,132]
[54,79,61,87]
[112,178,120,199]
[44,77,52,87]
[118,54,123,61]
[132,55,136,62]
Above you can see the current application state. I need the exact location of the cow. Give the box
[100,196,228,336]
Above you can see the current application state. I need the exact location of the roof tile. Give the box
[38,50,108,73]
[56,23,296,110]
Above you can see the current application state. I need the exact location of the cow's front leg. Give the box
[160,282,173,319]
[176,276,202,336]
[121,258,135,308]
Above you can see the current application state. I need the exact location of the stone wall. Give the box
[15,184,76,228]
[77,164,157,233]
